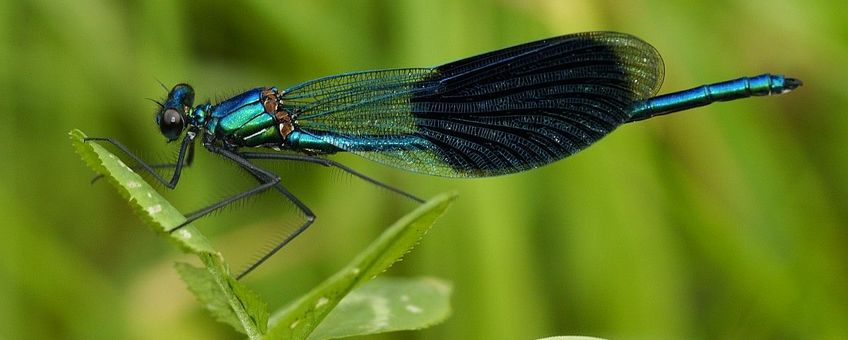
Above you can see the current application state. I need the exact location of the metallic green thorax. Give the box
[194,87,291,147]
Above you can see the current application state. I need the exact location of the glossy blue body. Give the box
[288,131,425,153]
[628,74,798,122]
[170,32,799,178]
[129,31,800,279]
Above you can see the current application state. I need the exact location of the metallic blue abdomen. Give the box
[628,74,799,121]
[286,131,424,154]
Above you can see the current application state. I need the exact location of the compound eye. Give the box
[159,108,184,141]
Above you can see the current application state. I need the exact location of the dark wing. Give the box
[282,31,664,177]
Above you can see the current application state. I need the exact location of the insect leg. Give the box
[85,132,196,189]
[240,152,424,203]
[236,171,315,280]
[169,147,314,279]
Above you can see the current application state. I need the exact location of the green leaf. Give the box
[265,192,457,340]
[71,129,268,338]
[73,128,455,339]
[536,337,609,340]
[308,277,452,340]
[70,129,214,254]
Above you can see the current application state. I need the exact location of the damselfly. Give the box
[86,31,801,279]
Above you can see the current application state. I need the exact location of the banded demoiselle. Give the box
[86,31,801,278]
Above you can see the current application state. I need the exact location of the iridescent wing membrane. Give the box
[282,31,665,177]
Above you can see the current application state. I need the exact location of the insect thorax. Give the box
[203,87,295,148]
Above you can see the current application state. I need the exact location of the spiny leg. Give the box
[239,152,424,203]
[236,170,315,280]
[168,148,278,232]
[166,147,316,279]
[85,132,196,189]
[91,140,195,184]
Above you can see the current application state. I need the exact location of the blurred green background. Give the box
[2,0,846,339]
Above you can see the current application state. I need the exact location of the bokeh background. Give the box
[2,0,846,339]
